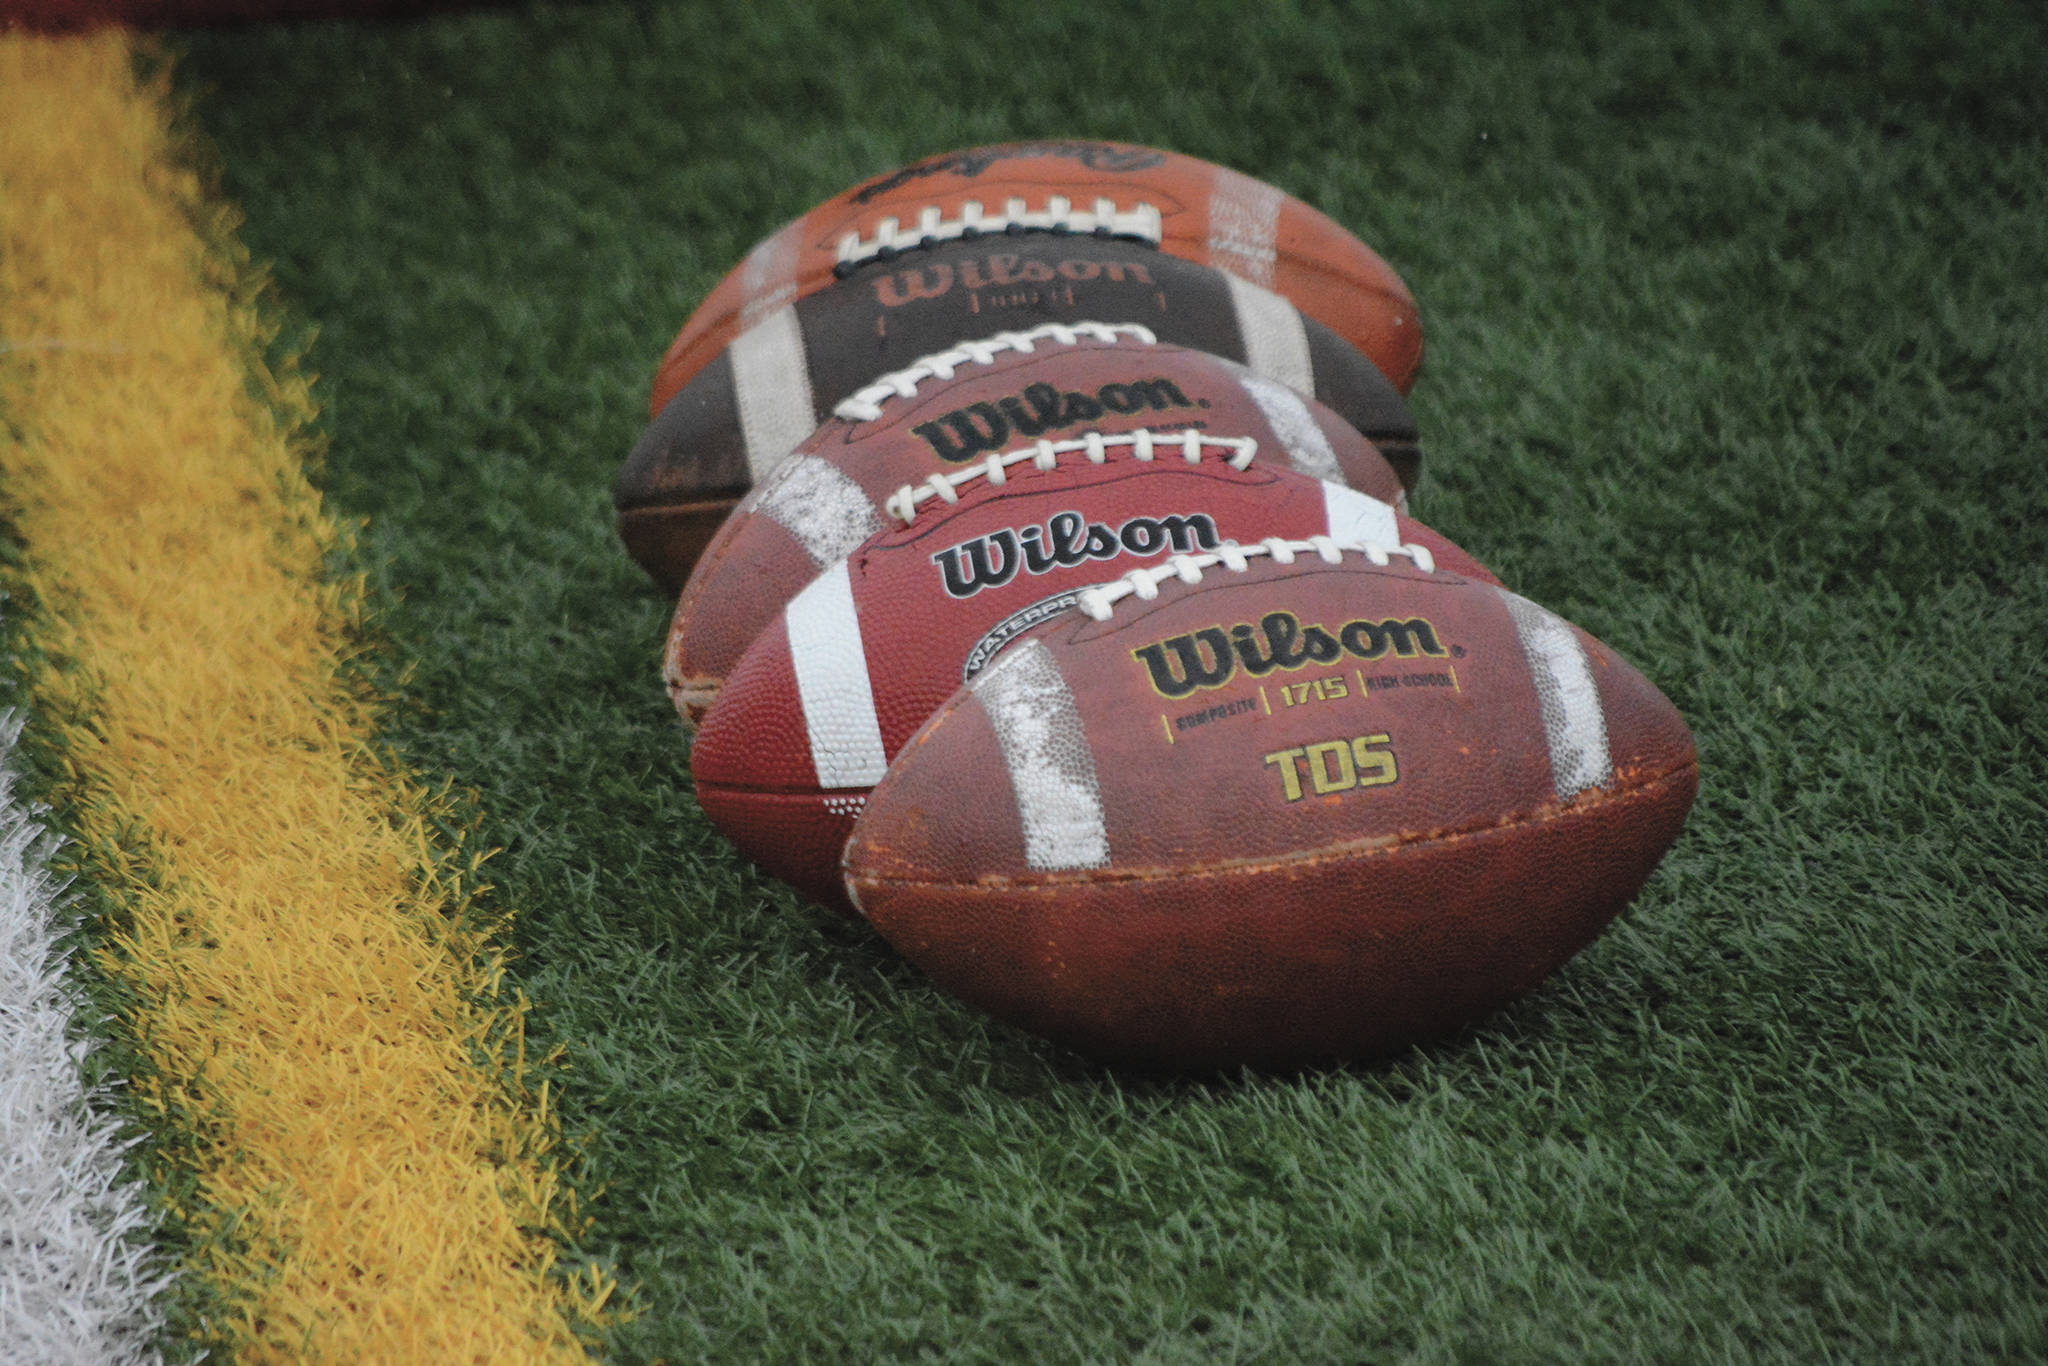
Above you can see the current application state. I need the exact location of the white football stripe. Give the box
[730,303,818,484]
[1496,590,1615,799]
[738,219,802,326]
[1234,368,1341,482]
[1319,481,1401,550]
[972,639,1110,871]
[754,456,885,567]
[1225,273,1315,396]
[786,560,889,789]
[1206,165,1282,286]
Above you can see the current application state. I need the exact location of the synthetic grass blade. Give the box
[169,5,2047,1360]
[0,32,611,1363]
[0,709,169,1366]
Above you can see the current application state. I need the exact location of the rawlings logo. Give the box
[1135,611,1447,699]
[913,377,1200,462]
[871,252,1153,307]
[850,143,1167,204]
[932,509,1220,599]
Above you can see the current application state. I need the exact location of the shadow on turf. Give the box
[738,862,1586,1097]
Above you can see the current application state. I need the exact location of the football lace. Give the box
[832,197,1164,275]
[833,321,1156,423]
[884,429,1259,525]
[1074,536,1438,621]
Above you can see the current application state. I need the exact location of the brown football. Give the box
[614,235,1421,589]
[841,539,1698,1071]
[649,140,1423,420]
[688,458,1493,913]
[663,323,1409,718]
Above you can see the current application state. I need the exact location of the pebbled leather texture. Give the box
[843,553,1698,1069]
[691,472,1495,914]
[663,333,1407,700]
[616,235,1421,590]
[650,140,1424,418]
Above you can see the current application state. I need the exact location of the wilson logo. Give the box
[1135,611,1448,699]
[871,252,1154,307]
[933,509,1220,599]
[913,377,1199,462]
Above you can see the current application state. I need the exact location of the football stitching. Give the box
[1075,536,1437,620]
[833,321,1157,424]
[884,429,1259,525]
[833,196,1164,275]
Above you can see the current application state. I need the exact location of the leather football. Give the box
[663,323,1410,717]
[841,538,1698,1071]
[614,235,1420,589]
[689,449,1493,911]
[649,140,1423,420]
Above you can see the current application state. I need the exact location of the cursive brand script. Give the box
[871,252,1154,308]
[1134,611,1447,699]
[933,509,1220,598]
[913,376,1198,462]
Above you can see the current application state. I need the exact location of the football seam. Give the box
[845,757,1698,893]
[825,231,1416,304]
[832,199,1167,274]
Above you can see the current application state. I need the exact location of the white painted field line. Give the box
[0,710,169,1366]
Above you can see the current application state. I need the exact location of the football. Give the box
[841,537,1698,1071]
[689,446,1495,910]
[662,322,1410,715]
[614,235,1421,588]
[649,140,1423,420]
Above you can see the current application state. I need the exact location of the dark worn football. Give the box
[649,140,1423,422]
[614,234,1420,589]
[689,444,1494,911]
[841,538,1699,1071]
[663,322,1410,716]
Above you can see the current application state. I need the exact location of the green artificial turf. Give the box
[168,1,2048,1360]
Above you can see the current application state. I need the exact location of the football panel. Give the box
[1578,624,1701,787]
[616,349,747,513]
[1303,319,1419,488]
[795,239,1251,410]
[688,617,824,793]
[838,460,1400,763]
[841,690,1029,914]
[666,457,889,721]
[623,242,1423,589]
[662,353,1415,716]
[651,142,1426,413]
[839,561,1523,883]
[690,783,868,913]
[816,335,1407,505]
[618,501,738,601]
[851,761,1699,1069]
[1219,364,1406,504]
[1268,196,1423,393]
[664,518,818,726]
[1041,566,1558,872]
[698,465,1454,907]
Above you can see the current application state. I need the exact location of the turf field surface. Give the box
[24,2,2048,1361]
[0,37,613,1362]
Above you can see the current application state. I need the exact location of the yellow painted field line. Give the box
[0,34,608,1364]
